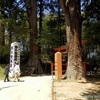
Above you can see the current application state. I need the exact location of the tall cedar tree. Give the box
[59,0,85,80]
[24,0,43,74]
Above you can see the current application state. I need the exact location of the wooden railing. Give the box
[51,62,86,74]
[51,62,67,74]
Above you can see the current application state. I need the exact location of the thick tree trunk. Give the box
[0,23,4,45]
[0,1,5,46]
[25,0,43,74]
[60,0,85,80]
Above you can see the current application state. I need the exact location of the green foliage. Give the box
[82,20,100,62]
[36,13,66,48]
[81,0,100,63]
[0,0,29,46]
[83,21,100,46]
[0,64,6,80]
[0,45,9,63]
[39,53,52,64]
[85,0,100,21]
[36,11,66,64]
[82,0,100,21]
[4,14,30,43]
[36,15,60,48]
[0,46,9,55]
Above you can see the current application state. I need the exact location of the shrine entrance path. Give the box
[0,75,52,100]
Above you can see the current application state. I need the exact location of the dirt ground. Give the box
[53,75,100,100]
[0,75,100,100]
[0,75,52,100]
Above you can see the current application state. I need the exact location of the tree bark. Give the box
[25,0,43,74]
[59,0,85,80]
[0,1,5,46]
[0,23,5,45]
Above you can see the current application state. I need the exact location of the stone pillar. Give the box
[55,52,62,80]
[10,42,20,74]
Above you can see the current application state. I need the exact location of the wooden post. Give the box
[55,52,62,80]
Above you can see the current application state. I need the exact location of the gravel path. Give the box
[0,75,52,100]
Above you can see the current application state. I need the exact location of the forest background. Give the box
[0,0,100,79]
